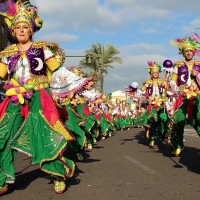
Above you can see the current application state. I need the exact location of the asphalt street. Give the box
[1,126,200,200]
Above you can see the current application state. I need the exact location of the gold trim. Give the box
[194,60,200,65]
[0,41,59,58]
[39,110,74,141]
[174,60,184,67]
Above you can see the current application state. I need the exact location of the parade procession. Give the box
[0,0,200,199]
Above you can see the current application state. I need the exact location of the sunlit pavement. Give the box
[1,127,200,200]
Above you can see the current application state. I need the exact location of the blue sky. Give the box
[32,0,200,93]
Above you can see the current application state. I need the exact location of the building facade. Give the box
[110,90,127,104]
[0,13,16,101]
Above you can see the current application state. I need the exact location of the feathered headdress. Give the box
[0,0,43,35]
[147,61,161,74]
[170,34,200,55]
[124,82,138,96]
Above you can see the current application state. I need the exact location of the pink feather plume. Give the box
[147,61,153,66]
[6,0,16,16]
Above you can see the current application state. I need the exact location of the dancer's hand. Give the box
[192,69,199,77]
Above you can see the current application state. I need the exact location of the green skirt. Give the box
[0,88,75,187]
[62,104,86,152]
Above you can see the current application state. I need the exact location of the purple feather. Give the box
[0,0,16,16]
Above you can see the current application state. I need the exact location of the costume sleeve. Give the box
[45,57,60,72]
[141,81,147,91]
[0,62,8,78]
[44,48,60,72]
[171,66,178,83]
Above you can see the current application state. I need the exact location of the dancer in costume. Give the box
[63,67,96,150]
[95,94,112,139]
[167,35,200,156]
[120,100,130,130]
[112,98,124,131]
[124,82,142,127]
[141,61,167,147]
[50,65,92,161]
[101,96,114,137]
[81,88,103,144]
[0,0,75,194]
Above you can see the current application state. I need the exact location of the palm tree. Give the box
[79,42,123,92]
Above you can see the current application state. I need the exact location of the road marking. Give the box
[124,156,156,175]
[184,133,199,137]
[190,133,198,136]
[183,129,200,138]
[184,129,196,132]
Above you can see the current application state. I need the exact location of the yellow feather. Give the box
[11,79,20,87]
[4,18,12,27]
[18,94,25,104]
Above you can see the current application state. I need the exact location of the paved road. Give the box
[1,126,200,200]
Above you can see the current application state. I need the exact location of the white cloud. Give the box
[112,73,133,81]
[94,29,115,35]
[104,50,181,92]
[32,0,123,31]
[35,32,78,43]
[190,18,200,29]
[122,43,167,53]
[180,18,200,35]
[106,0,200,13]
[29,0,199,93]
[31,0,200,34]
[140,28,156,34]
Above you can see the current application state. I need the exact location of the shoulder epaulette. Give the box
[173,60,184,67]
[0,44,18,58]
[145,79,153,84]
[32,40,59,52]
[0,41,60,59]
[194,60,200,65]
[158,78,164,84]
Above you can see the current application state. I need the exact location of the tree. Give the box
[79,42,123,92]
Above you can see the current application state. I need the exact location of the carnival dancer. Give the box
[81,88,103,143]
[50,65,93,161]
[133,106,146,128]
[101,97,114,136]
[167,35,200,156]
[128,110,134,126]
[0,0,76,194]
[141,61,167,147]
[64,68,96,150]
[112,98,121,130]
[124,82,142,128]
[95,94,112,139]
[120,100,130,130]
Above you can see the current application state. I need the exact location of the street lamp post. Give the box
[65,55,93,64]
[85,53,103,91]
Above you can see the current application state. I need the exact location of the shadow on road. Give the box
[133,130,200,173]
[8,168,47,194]
[8,165,82,194]
[120,137,135,145]
[131,130,150,146]
[63,148,101,164]
[179,146,200,174]
[92,144,104,149]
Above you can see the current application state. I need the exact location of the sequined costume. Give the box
[0,41,75,192]
[141,61,167,147]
